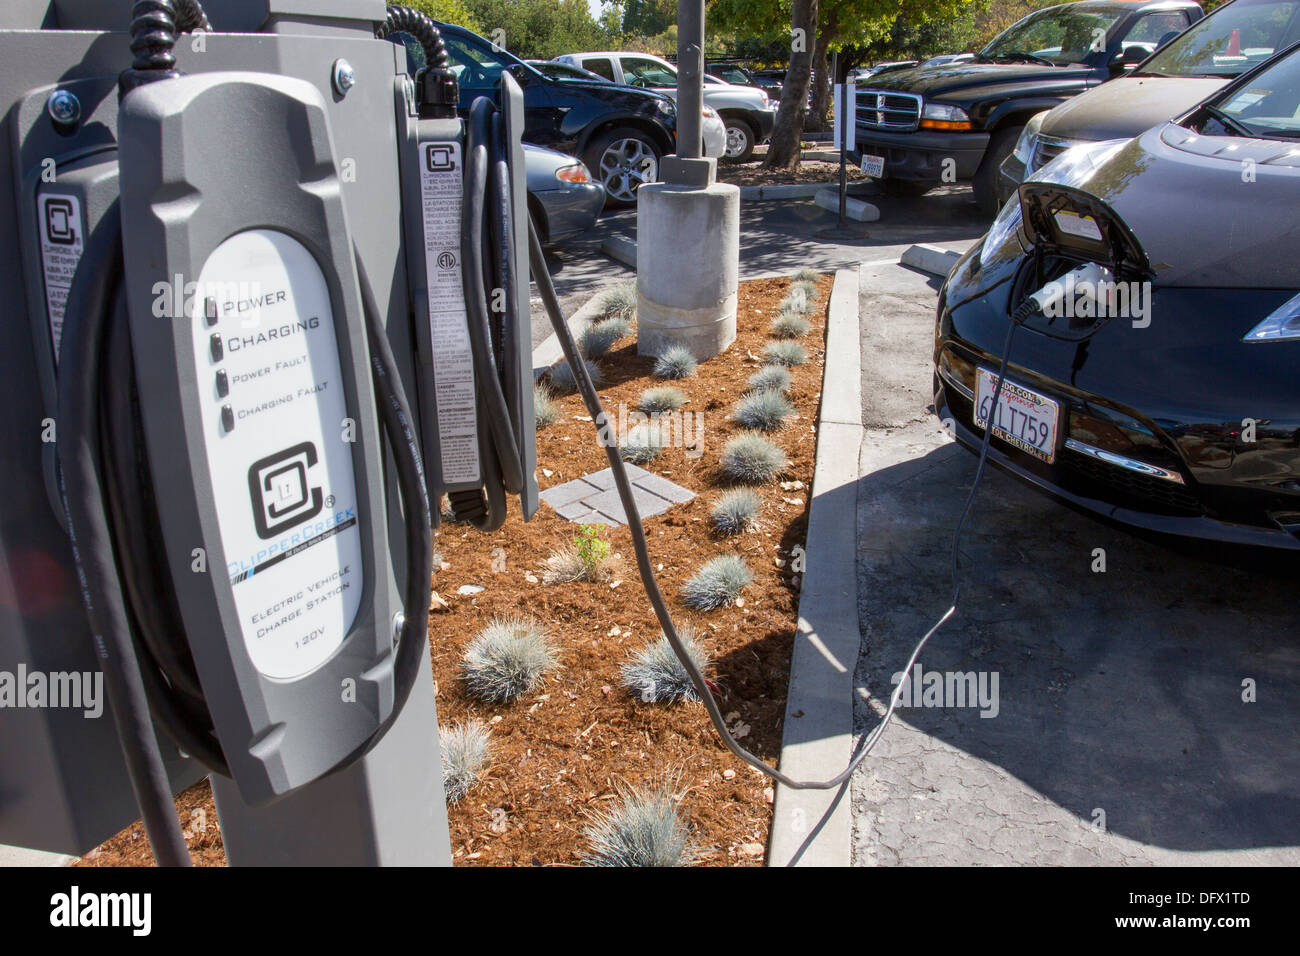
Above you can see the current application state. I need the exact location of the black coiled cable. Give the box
[377,4,459,118]
[120,0,211,96]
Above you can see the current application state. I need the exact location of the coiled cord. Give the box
[120,0,212,97]
[377,4,459,118]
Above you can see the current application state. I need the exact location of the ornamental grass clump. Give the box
[581,780,701,867]
[794,267,821,283]
[747,365,791,393]
[596,281,638,322]
[579,317,631,359]
[621,423,665,464]
[549,356,603,392]
[732,389,793,432]
[681,554,752,611]
[791,278,819,304]
[763,340,808,367]
[620,626,713,704]
[638,385,687,415]
[439,719,493,804]
[534,383,560,427]
[770,311,810,339]
[711,488,762,536]
[461,616,557,703]
[719,432,785,483]
[653,344,698,380]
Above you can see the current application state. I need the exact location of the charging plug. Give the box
[1014,261,1113,323]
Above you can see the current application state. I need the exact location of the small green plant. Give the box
[794,267,821,283]
[581,779,701,867]
[653,344,697,380]
[549,357,603,392]
[638,385,687,415]
[462,616,557,703]
[748,365,792,393]
[719,432,785,483]
[621,424,665,464]
[681,554,752,611]
[575,523,611,571]
[534,383,560,428]
[579,317,632,359]
[763,341,808,367]
[620,626,713,704]
[711,488,762,535]
[545,525,619,583]
[770,311,810,339]
[596,281,638,322]
[733,389,793,431]
[440,719,493,804]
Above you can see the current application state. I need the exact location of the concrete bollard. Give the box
[635,180,739,360]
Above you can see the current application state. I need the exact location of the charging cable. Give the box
[530,222,1027,791]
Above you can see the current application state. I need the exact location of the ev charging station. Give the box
[0,0,538,866]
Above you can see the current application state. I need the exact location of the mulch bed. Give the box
[75,273,832,867]
[718,157,865,189]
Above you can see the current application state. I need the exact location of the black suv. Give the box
[436,22,678,206]
[848,0,1204,213]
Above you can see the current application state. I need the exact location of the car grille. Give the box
[855,90,922,132]
[1062,446,1203,516]
[1028,135,1078,174]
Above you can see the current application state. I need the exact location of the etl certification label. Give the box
[195,229,364,680]
[419,140,481,485]
[37,192,85,362]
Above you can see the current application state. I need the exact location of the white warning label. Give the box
[419,140,481,485]
[37,193,85,362]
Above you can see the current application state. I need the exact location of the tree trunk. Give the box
[762,0,819,171]
[807,28,832,133]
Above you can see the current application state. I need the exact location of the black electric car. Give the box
[934,43,1300,550]
[434,22,678,206]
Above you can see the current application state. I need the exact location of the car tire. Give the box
[585,127,662,208]
[974,126,1021,217]
[721,117,756,164]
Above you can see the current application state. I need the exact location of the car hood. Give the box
[1048,125,1300,288]
[860,60,1096,99]
[1039,75,1227,142]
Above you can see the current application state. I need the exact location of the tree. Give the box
[460,0,608,58]
[764,0,818,169]
[401,0,485,34]
[623,0,677,35]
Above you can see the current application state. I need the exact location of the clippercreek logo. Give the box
[0,664,102,718]
[49,886,151,936]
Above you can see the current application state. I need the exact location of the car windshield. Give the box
[1197,44,1300,137]
[980,5,1124,65]
[441,31,530,90]
[1138,0,1300,78]
[534,62,604,82]
[622,58,677,88]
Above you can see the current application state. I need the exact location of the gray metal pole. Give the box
[676,0,704,160]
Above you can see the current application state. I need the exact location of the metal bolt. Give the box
[47,89,81,127]
[332,59,356,96]
[392,612,405,647]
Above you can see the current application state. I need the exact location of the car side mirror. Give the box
[1111,46,1148,72]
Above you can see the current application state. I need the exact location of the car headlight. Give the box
[922,103,969,123]
[980,191,1024,265]
[555,162,592,184]
[1244,292,1300,342]
[703,105,720,120]
[1012,112,1045,168]
[654,98,676,117]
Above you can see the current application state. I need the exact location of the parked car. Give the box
[524,144,604,247]
[433,22,676,206]
[922,53,977,67]
[552,51,777,162]
[852,61,920,81]
[999,0,1300,202]
[848,0,1205,213]
[706,61,767,92]
[934,45,1300,550]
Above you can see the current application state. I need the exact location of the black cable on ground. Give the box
[530,214,1023,790]
[56,205,192,867]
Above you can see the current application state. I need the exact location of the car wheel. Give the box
[722,118,756,163]
[973,126,1021,217]
[585,128,661,207]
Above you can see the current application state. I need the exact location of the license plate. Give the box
[860,153,885,177]
[974,368,1059,463]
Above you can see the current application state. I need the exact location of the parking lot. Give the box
[851,255,1300,866]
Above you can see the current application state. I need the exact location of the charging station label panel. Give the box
[37,192,85,363]
[193,229,363,680]
[419,140,481,485]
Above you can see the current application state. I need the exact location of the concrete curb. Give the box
[0,845,74,867]
[767,267,863,868]
[599,234,637,269]
[814,188,880,222]
[901,243,961,278]
[531,285,616,377]
[738,182,829,201]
